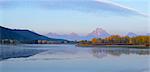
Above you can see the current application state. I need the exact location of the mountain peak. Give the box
[88,27,108,36]
[95,27,106,34]
[127,32,137,37]
[69,32,78,36]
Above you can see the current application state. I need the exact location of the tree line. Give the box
[79,35,150,46]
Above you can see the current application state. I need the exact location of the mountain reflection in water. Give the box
[91,48,149,58]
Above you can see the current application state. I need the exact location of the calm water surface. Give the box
[0,44,150,72]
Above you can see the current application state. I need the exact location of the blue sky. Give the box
[0,0,149,35]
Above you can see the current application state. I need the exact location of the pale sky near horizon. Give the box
[0,0,149,35]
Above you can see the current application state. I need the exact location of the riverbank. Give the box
[76,44,150,49]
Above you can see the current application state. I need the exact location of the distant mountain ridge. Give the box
[46,32,81,41]
[46,27,111,41]
[46,27,149,41]
[0,26,66,43]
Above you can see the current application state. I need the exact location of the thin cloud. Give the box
[0,0,149,17]
[95,0,149,17]
[38,0,149,17]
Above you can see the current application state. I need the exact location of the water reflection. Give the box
[0,45,46,61]
[0,44,149,61]
[91,48,150,58]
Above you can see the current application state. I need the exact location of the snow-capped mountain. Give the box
[87,28,111,38]
[127,32,137,37]
[45,27,111,41]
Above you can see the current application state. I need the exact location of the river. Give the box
[0,44,149,72]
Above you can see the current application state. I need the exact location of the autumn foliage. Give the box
[90,35,150,46]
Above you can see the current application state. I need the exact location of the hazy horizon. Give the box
[0,0,149,35]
